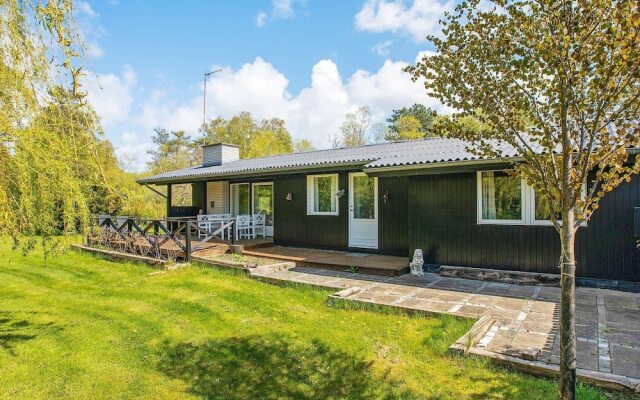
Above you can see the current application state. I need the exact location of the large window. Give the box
[477,171,585,226]
[307,174,338,215]
[231,183,250,216]
[478,171,523,223]
[253,182,274,227]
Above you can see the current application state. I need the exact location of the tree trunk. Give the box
[558,208,577,399]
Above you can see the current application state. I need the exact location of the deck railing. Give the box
[86,216,235,261]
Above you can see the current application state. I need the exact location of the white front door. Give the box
[348,173,378,249]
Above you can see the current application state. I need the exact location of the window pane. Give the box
[253,185,274,226]
[481,171,521,220]
[353,175,375,219]
[534,193,561,221]
[314,176,336,213]
[238,184,249,215]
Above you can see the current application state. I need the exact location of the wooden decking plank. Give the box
[243,246,409,276]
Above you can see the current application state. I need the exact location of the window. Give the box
[231,183,250,216]
[530,185,586,226]
[307,174,338,215]
[352,175,375,219]
[532,191,562,224]
[478,171,524,223]
[477,171,586,226]
[252,182,274,228]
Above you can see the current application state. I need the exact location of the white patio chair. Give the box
[197,215,211,238]
[252,213,266,238]
[219,214,232,239]
[235,215,253,240]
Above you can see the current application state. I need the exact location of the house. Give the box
[138,139,640,283]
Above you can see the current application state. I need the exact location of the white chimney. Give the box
[202,143,240,167]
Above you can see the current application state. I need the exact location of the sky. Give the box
[80,0,455,171]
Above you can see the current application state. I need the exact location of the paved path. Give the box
[251,266,640,381]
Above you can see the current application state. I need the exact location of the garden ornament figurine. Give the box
[410,249,424,276]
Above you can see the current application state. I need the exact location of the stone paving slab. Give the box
[249,266,640,383]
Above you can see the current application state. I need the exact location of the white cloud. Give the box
[256,0,306,26]
[86,65,136,127]
[115,141,153,172]
[355,0,454,42]
[372,40,393,56]
[91,55,447,171]
[77,1,97,17]
[256,11,268,27]
[272,0,295,18]
[75,0,106,58]
[86,41,104,58]
[138,57,445,148]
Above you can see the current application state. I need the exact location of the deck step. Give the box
[243,249,409,277]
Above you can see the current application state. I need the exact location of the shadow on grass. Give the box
[156,335,422,400]
[0,311,59,355]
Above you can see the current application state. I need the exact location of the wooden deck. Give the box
[243,246,409,276]
[189,237,274,257]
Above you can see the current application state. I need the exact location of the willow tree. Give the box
[408,1,640,398]
[1,1,111,242]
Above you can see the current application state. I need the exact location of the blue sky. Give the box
[81,0,452,171]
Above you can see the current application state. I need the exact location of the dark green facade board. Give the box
[162,167,639,282]
[408,172,640,282]
[272,172,409,254]
[273,173,349,250]
[378,176,409,256]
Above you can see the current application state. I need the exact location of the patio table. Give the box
[201,216,235,240]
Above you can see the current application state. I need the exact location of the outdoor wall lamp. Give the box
[210,201,215,208]
[335,189,346,198]
[383,191,390,205]
[286,192,293,201]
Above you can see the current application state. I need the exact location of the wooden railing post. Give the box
[185,221,192,261]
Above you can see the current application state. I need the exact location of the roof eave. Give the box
[137,161,370,185]
[363,157,524,174]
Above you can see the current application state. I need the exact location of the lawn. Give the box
[0,240,621,400]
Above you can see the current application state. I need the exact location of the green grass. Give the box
[0,240,624,399]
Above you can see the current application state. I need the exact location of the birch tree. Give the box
[408,1,640,398]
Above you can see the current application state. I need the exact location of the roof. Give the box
[138,137,518,184]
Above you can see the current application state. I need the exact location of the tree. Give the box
[408,1,640,398]
[293,139,315,153]
[335,106,372,148]
[200,113,296,159]
[386,104,436,140]
[368,122,390,144]
[146,129,197,207]
[244,118,293,158]
[1,0,97,240]
[432,114,491,137]
[147,129,197,174]
[394,115,423,140]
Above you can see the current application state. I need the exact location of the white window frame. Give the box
[529,184,588,227]
[477,170,587,226]
[476,171,526,225]
[307,173,339,216]
[230,182,250,216]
